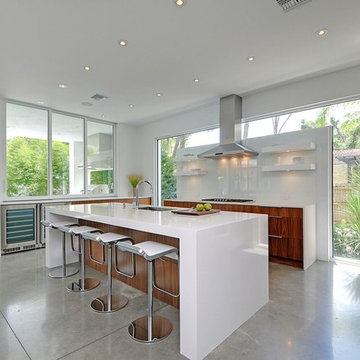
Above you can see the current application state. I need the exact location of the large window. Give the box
[240,107,326,139]
[52,113,84,196]
[157,128,219,203]
[6,104,48,197]
[5,103,114,198]
[87,121,114,194]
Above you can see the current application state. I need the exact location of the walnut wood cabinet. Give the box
[164,200,304,268]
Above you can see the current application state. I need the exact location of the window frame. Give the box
[3,99,116,202]
[155,125,219,205]
[241,94,360,124]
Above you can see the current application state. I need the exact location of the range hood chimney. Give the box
[198,94,258,159]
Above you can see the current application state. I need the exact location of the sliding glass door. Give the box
[332,102,360,260]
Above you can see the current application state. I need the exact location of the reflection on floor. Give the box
[0,249,360,360]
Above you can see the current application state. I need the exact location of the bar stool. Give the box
[115,241,179,343]
[58,225,102,292]
[82,232,133,313]
[40,220,79,278]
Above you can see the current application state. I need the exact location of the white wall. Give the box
[115,123,139,197]
[242,65,360,121]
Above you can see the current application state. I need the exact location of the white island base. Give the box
[46,204,269,360]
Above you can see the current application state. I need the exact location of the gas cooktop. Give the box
[202,198,253,203]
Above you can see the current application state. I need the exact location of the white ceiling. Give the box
[1,0,359,125]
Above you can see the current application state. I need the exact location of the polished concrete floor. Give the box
[0,250,359,360]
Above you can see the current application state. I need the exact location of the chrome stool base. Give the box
[90,294,128,313]
[48,265,79,279]
[128,316,173,343]
[67,278,101,292]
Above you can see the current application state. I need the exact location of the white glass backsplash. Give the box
[176,127,329,203]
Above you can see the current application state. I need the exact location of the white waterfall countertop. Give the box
[46,203,269,360]
[46,202,267,237]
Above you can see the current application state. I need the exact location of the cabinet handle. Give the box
[268,215,283,219]
[269,235,283,239]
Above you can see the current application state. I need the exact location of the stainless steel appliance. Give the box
[1,204,39,254]
[198,95,258,159]
[1,202,69,255]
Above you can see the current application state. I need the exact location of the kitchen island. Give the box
[45,203,268,360]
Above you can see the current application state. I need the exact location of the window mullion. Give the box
[48,109,53,197]
[112,123,116,195]
[84,118,88,196]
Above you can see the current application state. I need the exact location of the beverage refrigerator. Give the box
[1,202,68,255]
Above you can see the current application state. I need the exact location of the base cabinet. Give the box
[164,200,304,268]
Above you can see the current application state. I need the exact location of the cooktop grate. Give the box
[202,198,253,203]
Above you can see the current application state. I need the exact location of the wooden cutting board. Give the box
[171,208,220,216]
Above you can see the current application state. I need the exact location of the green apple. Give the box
[196,204,204,212]
[204,203,212,211]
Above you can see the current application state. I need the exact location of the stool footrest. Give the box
[48,264,79,278]
[153,259,179,298]
[67,278,100,292]
[91,295,128,313]
[89,240,106,265]
[114,243,136,279]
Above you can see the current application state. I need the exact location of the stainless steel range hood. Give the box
[198,94,258,159]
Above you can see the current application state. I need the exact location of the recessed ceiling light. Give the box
[37,101,44,105]
[175,0,185,6]
[129,104,135,108]
[84,65,91,71]
[119,40,128,47]
[317,29,328,36]
[247,56,255,62]
[59,84,67,88]
[193,78,200,83]
[156,93,162,97]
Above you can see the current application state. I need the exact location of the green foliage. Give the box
[346,168,360,236]
[7,137,70,197]
[300,101,360,150]
[335,165,360,258]
[161,151,177,200]
[91,170,114,190]
[52,141,70,195]
[159,134,188,202]
[300,107,329,130]
[7,137,48,196]
[128,174,143,188]
[333,224,360,258]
